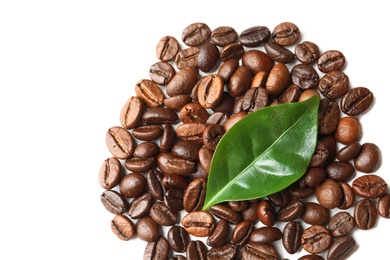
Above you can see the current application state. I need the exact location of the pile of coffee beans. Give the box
[99,22,387,259]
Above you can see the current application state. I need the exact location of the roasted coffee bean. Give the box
[318,70,349,99]
[268,189,291,207]
[207,243,239,260]
[175,46,200,69]
[217,58,239,82]
[120,172,146,198]
[250,226,282,244]
[135,79,164,108]
[198,147,213,173]
[186,240,208,260]
[164,188,184,212]
[242,49,274,75]
[277,198,305,222]
[212,91,235,113]
[231,221,254,246]
[120,96,144,129]
[310,141,329,167]
[242,87,268,112]
[228,65,252,97]
[172,141,201,161]
[183,178,207,212]
[354,198,377,230]
[328,211,355,237]
[156,152,196,175]
[352,174,387,199]
[224,111,247,131]
[301,225,333,254]
[327,235,356,260]
[320,134,338,162]
[211,26,237,47]
[162,174,189,190]
[336,141,361,162]
[278,84,300,104]
[228,200,249,212]
[176,123,207,144]
[298,89,320,102]
[315,179,342,209]
[156,36,180,62]
[272,22,300,46]
[188,163,208,180]
[164,94,193,111]
[326,161,355,182]
[338,182,355,210]
[143,236,170,260]
[298,255,324,260]
[111,214,135,241]
[190,79,201,102]
[159,124,176,153]
[282,220,303,254]
[210,204,242,224]
[239,26,270,47]
[264,40,295,63]
[170,255,186,260]
[98,157,122,189]
[242,242,279,260]
[299,167,327,188]
[167,66,199,97]
[146,170,165,201]
[182,211,215,237]
[124,157,155,172]
[207,219,230,247]
[132,125,163,141]
[295,41,320,64]
[250,71,268,88]
[220,43,245,61]
[106,126,135,159]
[317,50,346,73]
[341,86,373,116]
[354,142,381,173]
[101,190,128,214]
[257,200,276,226]
[167,225,190,253]
[203,124,225,150]
[197,74,224,109]
[378,193,390,219]
[265,62,290,95]
[149,61,175,85]
[198,42,219,72]
[150,201,179,226]
[142,107,178,125]
[128,192,153,219]
[291,63,319,90]
[334,117,362,145]
[180,103,209,124]
[182,22,211,46]
[241,200,260,224]
[134,141,159,159]
[301,202,330,225]
[135,216,160,242]
[289,184,314,200]
[318,98,340,135]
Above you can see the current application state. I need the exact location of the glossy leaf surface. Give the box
[202,95,320,210]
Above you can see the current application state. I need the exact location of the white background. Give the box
[1,1,389,259]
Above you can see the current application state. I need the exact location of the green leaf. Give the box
[202,95,320,210]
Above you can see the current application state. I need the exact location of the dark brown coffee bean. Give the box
[298,255,324,260]
[242,49,274,75]
[334,117,362,145]
[210,204,241,224]
[176,123,207,144]
[315,179,342,209]
[128,192,153,219]
[164,94,193,111]
[156,152,196,175]
[167,66,199,97]
[242,87,268,112]
[119,172,146,198]
[144,236,170,260]
[188,164,207,180]
[354,198,377,230]
[111,214,135,241]
[182,210,215,237]
[272,22,300,46]
[239,26,270,47]
[299,167,327,188]
[224,111,247,131]
[250,71,268,89]
[328,211,355,237]
[352,174,387,199]
[135,79,164,108]
[257,200,276,226]
[149,61,175,85]
[241,200,260,224]
[301,202,330,225]
[183,178,207,212]
[198,147,213,173]
[295,41,320,64]
[202,124,225,150]
[120,96,145,129]
[277,198,305,222]
[265,62,290,95]
[338,182,355,210]
[124,157,155,172]
[228,65,252,97]
[298,89,320,102]
[282,220,303,254]
[217,58,239,83]
[341,86,373,116]
[207,243,239,260]
[182,22,211,46]
[231,221,254,246]
[318,98,340,135]
[242,242,279,260]
[301,225,332,254]
[326,161,355,182]
[264,40,295,63]
[164,188,184,212]
[228,200,249,212]
[197,74,224,109]
[175,46,199,69]
[150,201,179,226]
[354,142,381,173]
[186,240,208,260]
[99,157,122,189]
[134,142,159,159]
[268,189,291,207]
[291,63,319,90]
[320,134,338,162]
[207,218,230,247]
[162,174,189,190]
[198,42,219,72]
[219,43,245,61]
[172,141,201,161]
[142,107,178,125]
[378,193,390,219]
[101,190,128,214]
[135,216,160,242]
[327,235,356,260]
[336,142,361,162]
[250,226,282,244]
[318,70,349,99]
[167,225,190,253]
[156,36,180,62]
[317,50,346,73]
[146,170,165,201]
[132,125,163,141]
[179,103,209,124]
[278,84,300,104]
[310,140,329,167]
[212,91,235,113]
[160,124,176,153]
[211,26,237,46]
[106,126,135,159]
[289,185,314,200]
